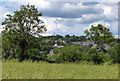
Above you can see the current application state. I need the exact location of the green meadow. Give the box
[2,60,118,79]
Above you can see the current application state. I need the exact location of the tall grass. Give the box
[2,60,118,79]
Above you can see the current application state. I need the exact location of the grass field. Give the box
[2,60,118,79]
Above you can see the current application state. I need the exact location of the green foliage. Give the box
[108,44,120,63]
[64,35,87,42]
[87,48,97,54]
[97,52,109,63]
[47,54,62,63]
[81,52,92,61]
[28,48,40,61]
[40,45,53,53]
[84,24,115,50]
[2,4,46,61]
[109,42,118,47]
[52,46,111,65]
[54,46,84,62]
[91,52,109,65]
[2,31,21,59]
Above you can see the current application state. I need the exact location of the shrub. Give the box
[81,52,92,61]
[28,48,41,61]
[97,52,109,63]
[28,48,47,62]
[47,54,63,63]
[108,44,120,63]
[53,46,83,62]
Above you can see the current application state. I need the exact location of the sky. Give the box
[0,0,119,37]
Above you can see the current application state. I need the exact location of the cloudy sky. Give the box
[0,0,118,37]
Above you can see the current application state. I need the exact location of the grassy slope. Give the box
[2,61,118,79]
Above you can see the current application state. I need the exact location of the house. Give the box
[73,42,110,50]
[73,42,94,45]
[49,44,64,54]
[49,49,54,54]
[103,44,110,50]
[54,44,64,48]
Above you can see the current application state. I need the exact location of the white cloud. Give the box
[40,33,53,36]
[114,35,119,38]
[84,21,111,30]
[28,0,50,9]
[96,2,118,20]
[0,25,3,33]
[0,6,11,23]
[84,20,118,36]
[77,14,103,23]
[108,21,118,35]
[62,3,87,12]
[0,1,118,36]
[39,17,70,35]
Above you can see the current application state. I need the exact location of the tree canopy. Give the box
[2,4,47,61]
[84,24,115,51]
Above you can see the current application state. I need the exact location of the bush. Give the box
[47,54,63,63]
[97,52,109,63]
[81,52,92,61]
[108,44,120,63]
[90,52,108,65]
[28,48,47,62]
[28,48,41,61]
[53,46,111,64]
[53,46,83,62]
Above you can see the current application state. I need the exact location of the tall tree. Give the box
[2,4,47,61]
[84,24,115,51]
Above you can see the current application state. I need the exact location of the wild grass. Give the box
[0,60,2,80]
[2,60,118,79]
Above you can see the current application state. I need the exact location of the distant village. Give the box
[49,42,110,54]
[39,35,111,55]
